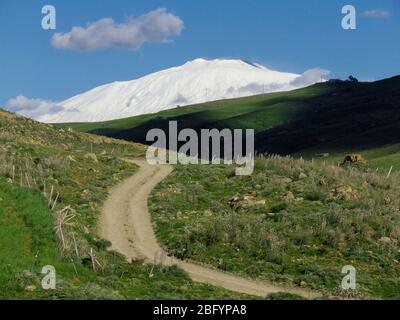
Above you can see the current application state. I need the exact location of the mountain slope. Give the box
[37,58,321,123]
[64,76,400,167]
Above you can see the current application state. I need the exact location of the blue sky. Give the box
[0,0,399,106]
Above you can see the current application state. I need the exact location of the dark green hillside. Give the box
[64,76,400,164]
[256,76,400,156]
[62,84,336,145]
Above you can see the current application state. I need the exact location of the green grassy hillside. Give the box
[0,109,251,299]
[63,76,400,166]
[57,75,400,300]
[7,75,400,299]
[150,156,400,299]
[60,83,333,141]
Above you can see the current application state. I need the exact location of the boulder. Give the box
[24,285,37,292]
[378,237,392,245]
[299,172,307,179]
[329,184,358,201]
[341,154,367,166]
[84,153,98,163]
[203,209,213,217]
[281,177,293,184]
[282,191,295,203]
[228,196,240,209]
[390,225,400,240]
[242,195,266,207]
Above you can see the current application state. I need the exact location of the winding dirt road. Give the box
[99,159,320,299]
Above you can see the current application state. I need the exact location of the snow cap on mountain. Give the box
[13,58,327,123]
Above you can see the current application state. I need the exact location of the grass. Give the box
[0,109,252,299]
[149,156,400,299]
[0,177,249,299]
[5,74,400,300]
[297,143,400,172]
[62,76,400,299]
[0,176,62,299]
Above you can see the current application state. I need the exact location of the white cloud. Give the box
[51,8,184,51]
[362,9,391,18]
[290,68,330,87]
[6,95,64,119]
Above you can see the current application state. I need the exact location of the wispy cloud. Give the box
[6,95,64,119]
[362,9,391,18]
[51,8,184,51]
[290,68,330,87]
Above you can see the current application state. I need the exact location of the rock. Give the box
[282,191,295,203]
[228,196,240,209]
[24,285,37,292]
[390,225,400,240]
[299,172,307,179]
[281,177,293,184]
[329,184,358,201]
[341,154,367,166]
[300,281,307,287]
[242,195,266,207]
[203,210,213,217]
[315,153,330,158]
[378,237,392,245]
[84,153,98,163]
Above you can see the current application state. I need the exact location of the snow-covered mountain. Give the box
[36,58,325,123]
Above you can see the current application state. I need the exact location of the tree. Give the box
[348,75,359,83]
